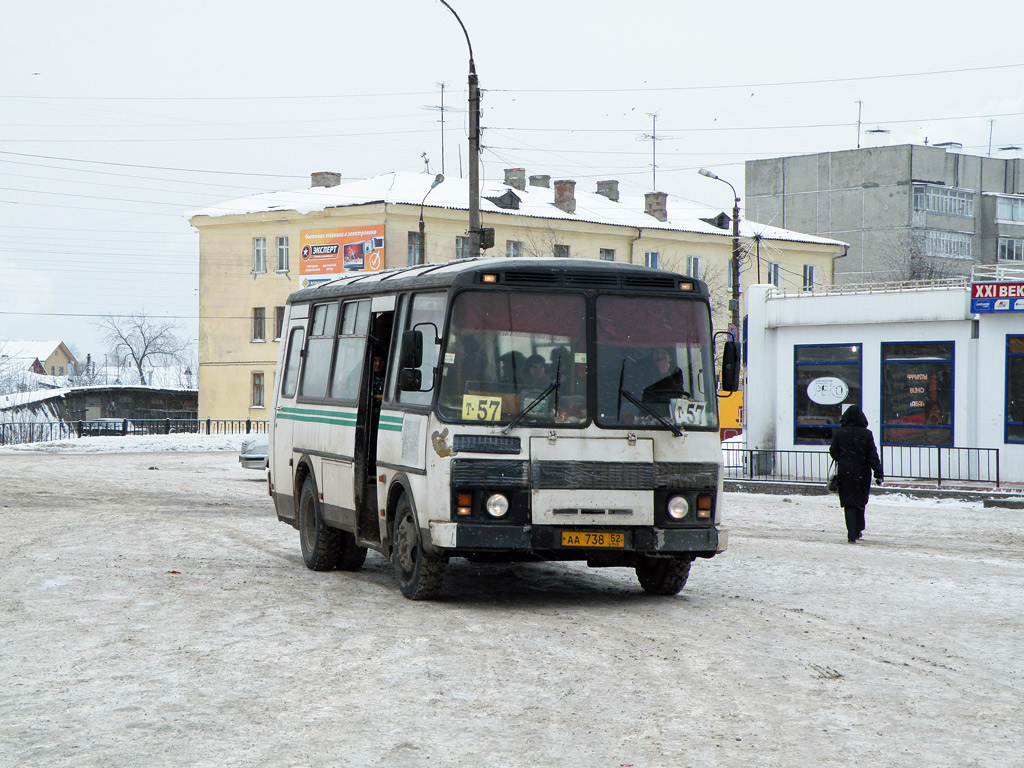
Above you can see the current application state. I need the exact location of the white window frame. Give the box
[275,237,289,272]
[253,237,267,274]
[767,262,781,287]
[553,243,570,258]
[455,236,469,260]
[251,372,265,408]
[685,255,701,278]
[252,307,266,342]
[922,230,972,260]
[599,248,615,261]
[408,231,423,265]
[506,240,522,258]
[274,306,285,340]
[998,237,1024,262]
[645,251,660,269]
[996,196,1024,223]
[912,185,974,218]
[802,264,816,289]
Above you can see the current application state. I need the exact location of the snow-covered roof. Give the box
[188,171,847,249]
[0,340,68,363]
[0,388,68,411]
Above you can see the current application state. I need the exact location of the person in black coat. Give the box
[829,405,884,543]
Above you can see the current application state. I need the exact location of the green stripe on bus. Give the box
[278,412,357,426]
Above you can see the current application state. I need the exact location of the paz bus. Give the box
[268,257,739,599]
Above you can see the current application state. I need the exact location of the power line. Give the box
[0,150,306,178]
[485,62,1024,93]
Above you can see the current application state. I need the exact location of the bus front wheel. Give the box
[392,497,446,600]
[635,555,692,595]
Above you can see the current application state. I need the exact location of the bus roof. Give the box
[287,258,709,305]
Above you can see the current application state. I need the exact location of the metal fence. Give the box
[0,418,269,446]
[723,445,1001,488]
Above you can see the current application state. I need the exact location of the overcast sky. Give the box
[2,0,1021,358]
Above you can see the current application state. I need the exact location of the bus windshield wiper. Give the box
[619,387,683,437]
[501,358,561,434]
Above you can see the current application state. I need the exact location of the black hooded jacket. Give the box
[829,405,883,508]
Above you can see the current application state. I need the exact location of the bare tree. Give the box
[870,227,973,283]
[96,311,189,386]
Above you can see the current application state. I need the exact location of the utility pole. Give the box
[856,100,863,148]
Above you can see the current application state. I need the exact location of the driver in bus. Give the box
[641,348,687,413]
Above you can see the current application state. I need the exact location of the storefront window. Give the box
[1007,336,1024,444]
[794,344,862,444]
[881,342,953,446]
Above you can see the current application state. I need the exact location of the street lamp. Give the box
[417,173,445,265]
[698,168,741,341]
[438,1,481,259]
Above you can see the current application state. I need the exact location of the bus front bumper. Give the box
[429,522,726,556]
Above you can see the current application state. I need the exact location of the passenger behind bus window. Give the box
[523,354,549,389]
[642,348,688,408]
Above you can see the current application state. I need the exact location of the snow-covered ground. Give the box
[1,447,1022,767]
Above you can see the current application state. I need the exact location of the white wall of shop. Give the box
[744,284,1024,483]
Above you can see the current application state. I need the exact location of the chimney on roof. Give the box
[596,180,619,202]
[311,171,341,188]
[644,191,668,222]
[529,174,551,188]
[504,168,527,191]
[553,180,576,214]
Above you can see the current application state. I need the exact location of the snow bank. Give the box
[0,433,246,454]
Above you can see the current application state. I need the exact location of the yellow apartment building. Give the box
[189,169,846,420]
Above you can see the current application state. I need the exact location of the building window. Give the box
[802,264,817,289]
[408,231,423,265]
[251,372,265,408]
[922,230,972,259]
[1007,336,1024,444]
[767,262,781,286]
[274,306,285,340]
[553,243,570,258]
[455,236,470,260]
[599,248,615,261]
[912,185,974,218]
[996,196,1024,223]
[644,251,659,269]
[685,255,700,278]
[881,342,953,446]
[59,365,64,375]
[998,237,1024,262]
[507,240,522,258]
[253,237,267,274]
[276,237,289,272]
[793,344,862,445]
[252,307,266,342]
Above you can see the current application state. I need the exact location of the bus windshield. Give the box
[438,289,717,431]
[438,291,588,425]
[595,295,718,430]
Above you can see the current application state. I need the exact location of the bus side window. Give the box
[384,295,408,403]
[329,300,370,401]
[299,302,339,399]
[396,293,446,407]
[280,327,304,399]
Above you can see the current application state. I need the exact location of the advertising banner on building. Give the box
[971,282,1024,313]
[299,226,385,288]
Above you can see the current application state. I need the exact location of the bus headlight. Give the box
[485,493,510,518]
[667,495,689,520]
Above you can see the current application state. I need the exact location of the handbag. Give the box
[826,460,839,493]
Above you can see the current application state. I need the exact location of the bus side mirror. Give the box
[398,368,422,392]
[720,339,740,393]
[400,330,423,369]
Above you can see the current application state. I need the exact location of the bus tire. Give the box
[298,476,342,571]
[635,555,691,595]
[392,496,446,600]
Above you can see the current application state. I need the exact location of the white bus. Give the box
[269,258,739,599]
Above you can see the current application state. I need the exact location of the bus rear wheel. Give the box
[635,555,692,595]
[298,476,366,572]
[392,497,446,600]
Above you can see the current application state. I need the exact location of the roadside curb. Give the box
[725,480,1024,507]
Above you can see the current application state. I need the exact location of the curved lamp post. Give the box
[417,173,445,265]
[698,168,741,340]
[438,1,481,259]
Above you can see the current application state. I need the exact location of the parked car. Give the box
[80,418,136,436]
[239,434,269,470]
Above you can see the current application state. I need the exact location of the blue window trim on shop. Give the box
[879,341,954,447]
[1007,334,1024,444]
[793,343,863,445]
